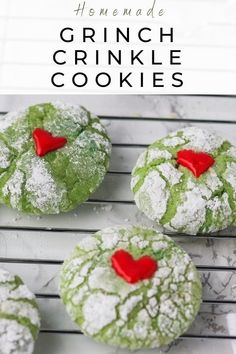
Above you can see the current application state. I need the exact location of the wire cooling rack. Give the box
[0,111,236,354]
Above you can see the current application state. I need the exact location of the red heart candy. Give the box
[111,249,158,284]
[33,128,67,157]
[177,149,215,178]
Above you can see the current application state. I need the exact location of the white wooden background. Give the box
[0,95,236,354]
[0,0,236,93]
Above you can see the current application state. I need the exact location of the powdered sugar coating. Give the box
[170,183,209,233]
[131,127,236,234]
[0,320,33,354]
[0,111,26,133]
[0,102,111,214]
[60,225,202,349]
[3,170,24,209]
[136,170,170,221]
[162,136,185,147]
[0,269,40,354]
[23,154,66,213]
[158,162,182,186]
[180,127,223,152]
[147,149,172,163]
[0,141,11,169]
[223,162,236,199]
[83,293,120,335]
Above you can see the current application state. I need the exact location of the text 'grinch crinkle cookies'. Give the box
[60,226,202,350]
[131,127,236,235]
[0,268,40,354]
[0,102,111,214]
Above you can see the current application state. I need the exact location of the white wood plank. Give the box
[37,298,236,337]
[0,203,155,230]
[1,230,236,268]
[103,120,236,145]
[92,174,132,201]
[110,147,143,173]
[190,303,236,337]
[34,334,236,354]
[0,203,236,236]
[0,261,235,301]
[0,96,236,121]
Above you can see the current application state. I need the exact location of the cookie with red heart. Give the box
[0,102,111,214]
[131,127,236,234]
[60,225,202,350]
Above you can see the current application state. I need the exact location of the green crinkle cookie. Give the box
[60,225,202,350]
[0,268,40,354]
[0,102,111,214]
[131,127,236,235]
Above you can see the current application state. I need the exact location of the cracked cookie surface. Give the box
[0,102,111,214]
[59,225,202,349]
[0,268,40,354]
[131,127,236,235]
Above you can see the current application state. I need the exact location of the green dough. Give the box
[0,268,40,354]
[60,225,202,350]
[131,127,236,235]
[0,102,111,214]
